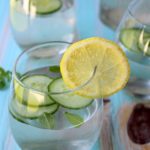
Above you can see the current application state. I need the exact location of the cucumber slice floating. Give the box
[120,28,150,55]
[120,28,141,53]
[30,0,62,15]
[14,75,54,107]
[138,30,150,56]
[48,78,93,109]
[9,104,28,123]
[10,98,59,118]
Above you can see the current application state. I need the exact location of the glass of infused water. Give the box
[8,42,103,150]
[114,1,150,148]
[8,37,129,149]
[10,0,77,50]
[116,0,150,96]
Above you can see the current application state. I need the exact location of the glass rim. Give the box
[127,0,150,27]
[13,41,99,97]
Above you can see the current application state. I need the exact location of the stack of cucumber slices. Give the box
[10,74,93,120]
[120,28,150,56]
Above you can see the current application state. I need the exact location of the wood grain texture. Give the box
[116,103,150,150]
[100,103,113,150]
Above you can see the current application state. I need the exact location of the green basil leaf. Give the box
[65,112,84,127]
[49,66,60,73]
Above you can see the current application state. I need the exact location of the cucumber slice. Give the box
[30,0,62,15]
[138,30,150,56]
[10,98,59,118]
[9,104,28,123]
[120,28,140,53]
[120,28,150,53]
[48,78,93,109]
[14,75,54,107]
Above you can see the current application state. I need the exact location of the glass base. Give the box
[127,78,150,96]
[4,132,100,150]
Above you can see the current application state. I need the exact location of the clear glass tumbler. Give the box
[116,0,150,96]
[8,42,103,150]
[10,0,77,50]
[100,0,131,30]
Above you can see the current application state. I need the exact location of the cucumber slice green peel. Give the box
[30,0,62,15]
[12,74,93,123]
[138,29,150,56]
[48,78,93,109]
[120,28,150,56]
[10,98,59,119]
[9,106,28,123]
[14,75,55,107]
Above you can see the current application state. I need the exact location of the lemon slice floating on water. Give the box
[60,37,130,98]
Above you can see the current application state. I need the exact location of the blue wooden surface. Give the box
[0,0,115,149]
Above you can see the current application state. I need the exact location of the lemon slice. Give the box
[60,37,130,98]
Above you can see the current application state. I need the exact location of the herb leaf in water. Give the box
[38,113,55,129]
[65,112,84,127]
[49,65,60,73]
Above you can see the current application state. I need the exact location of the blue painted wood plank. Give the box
[75,0,100,39]
[0,0,9,37]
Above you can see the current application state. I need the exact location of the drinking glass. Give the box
[100,0,131,30]
[8,42,103,150]
[116,0,150,95]
[10,0,77,50]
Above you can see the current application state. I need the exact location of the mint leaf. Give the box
[65,112,84,127]
[0,67,12,90]
[39,113,55,129]
[0,77,6,89]
[0,67,5,76]
[49,66,60,73]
